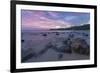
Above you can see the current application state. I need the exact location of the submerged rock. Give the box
[82,33,88,37]
[58,54,63,60]
[71,38,90,55]
[52,45,72,54]
[50,38,72,54]
[55,32,59,35]
[68,33,74,38]
[21,48,38,62]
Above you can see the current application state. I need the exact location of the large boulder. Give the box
[50,38,72,54]
[71,38,90,56]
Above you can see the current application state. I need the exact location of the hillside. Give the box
[50,24,90,30]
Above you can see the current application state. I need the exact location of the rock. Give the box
[82,33,88,37]
[21,39,25,43]
[51,38,72,54]
[58,54,63,60]
[68,33,74,38]
[52,45,72,54]
[71,38,90,55]
[63,38,71,45]
[21,48,38,62]
[21,52,37,62]
[42,33,47,36]
[55,32,59,35]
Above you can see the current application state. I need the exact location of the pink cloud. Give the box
[22,10,72,29]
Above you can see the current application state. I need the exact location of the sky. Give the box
[21,10,90,30]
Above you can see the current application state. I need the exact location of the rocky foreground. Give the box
[21,31,90,62]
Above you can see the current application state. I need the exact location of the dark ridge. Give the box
[50,24,90,30]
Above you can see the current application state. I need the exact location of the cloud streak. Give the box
[21,10,90,30]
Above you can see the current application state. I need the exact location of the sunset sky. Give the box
[21,10,90,30]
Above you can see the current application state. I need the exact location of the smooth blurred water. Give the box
[21,30,90,63]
